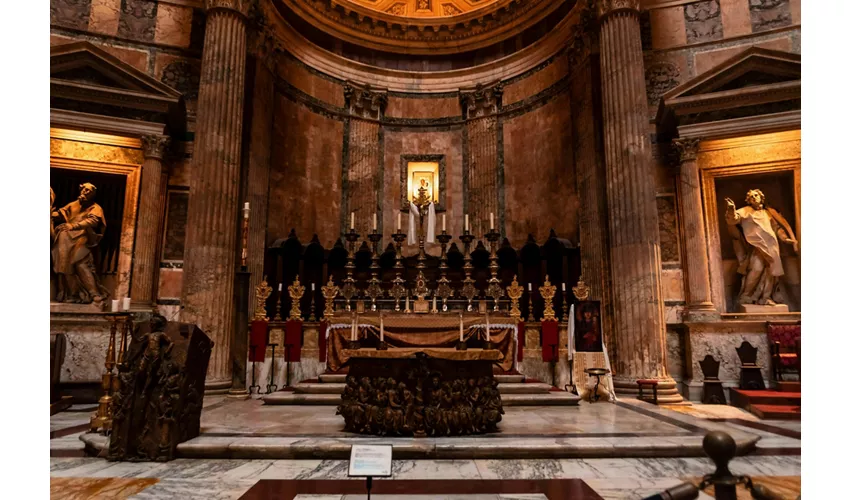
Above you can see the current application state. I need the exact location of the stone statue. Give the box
[51,183,109,304]
[724,189,798,307]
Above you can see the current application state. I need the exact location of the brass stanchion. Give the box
[91,313,129,433]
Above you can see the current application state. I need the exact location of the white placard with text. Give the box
[348,445,393,477]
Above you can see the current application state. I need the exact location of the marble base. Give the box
[738,304,789,314]
[50,302,105,314]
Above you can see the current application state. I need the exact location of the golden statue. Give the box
[51,183,109,304]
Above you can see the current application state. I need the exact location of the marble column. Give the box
[673,138,718,321]
[597,0,682,402]
[181,0,249,393]
[130,134,170,308]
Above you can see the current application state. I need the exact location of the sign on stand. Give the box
[348,444,393,477]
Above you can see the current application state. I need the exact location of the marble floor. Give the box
[50,399,801,499]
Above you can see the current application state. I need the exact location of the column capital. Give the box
[343,81,389,120]
[205,0,252,17]
[460,82,504,119]
[596,0,641,20]
[671,138,701,164]
[141,135,171,160]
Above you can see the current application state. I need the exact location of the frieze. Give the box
[118,0,159,43]
[684,1,723,44]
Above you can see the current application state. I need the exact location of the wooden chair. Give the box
[767,322,801,381]
[699,355,727,405]
[735,341,765,390]
[636,379,659,404]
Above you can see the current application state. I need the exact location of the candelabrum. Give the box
[411,184,430,271]
[308,285,317,321]
[91,313,129,433]
[365,230,384,311]
[485,229,503,311]
[288,275,305,321]
[541,275,557,321]
[506,277,523,321]
[273,283,284,321]
[389,231,407,311]
[254,277,272,321]
[322,278,339,319]
[459,231,476,311]
[342,228,360,311]
[436,231,453,311]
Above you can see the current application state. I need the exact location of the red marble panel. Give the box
[650,6,687,49]
[280,58,345,108]
[382,128,464,235]
[157,268,183,299]
[502,53,570,106]
[503,93,579,244]
[719,0,753,38]
[267,93,344,248]
[385,96,461,118]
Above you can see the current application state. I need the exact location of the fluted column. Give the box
[597,0,682,402]
[130,135,170,308]
[673,138,718,321]
[182,0,249,393]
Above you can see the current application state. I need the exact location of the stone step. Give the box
[777,381,801,393]
[265,390,580,406]
[294,382,553,395]
[318,373,526,384]
[750,404,801,420]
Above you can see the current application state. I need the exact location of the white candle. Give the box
[459,314,464,342]
[351,314,357,341]
[405,295,409,311]
[373,213,377,231]
[464,214,469,231]
[380,315,384,342]
[528,283,532,292]
[442,213,446,232]
[243,202,250,219]
[397,212,401,231]
[432,296,437,311]
[489,213,494,230]
[486,314,490,342]
[350,212,355,229]
[562,283,566,292]
[311,283,315,291]
[244,202,250,211]
[111,299,119,312]
[122,298,131,311]
[279,283,283,292]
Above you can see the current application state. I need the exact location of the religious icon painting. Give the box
[574,300,603,352]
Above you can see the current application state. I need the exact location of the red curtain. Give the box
[541,320,559,362]
[517,321,525,362]
[248,320,268,362]
[319,321,328,363]
[284,320,303,362]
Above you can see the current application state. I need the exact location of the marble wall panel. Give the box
[650,6,687,49]
[345,119,382,237]
[693,36,792,74]
[118,0,158,42]
[666,327,686,384]
[685,324,771,388]
[656,196,681,264]
[684,1,724,44]
[748,0,793,33]
[99,43,150,73]
[88,0,121,36]
[155,54,201,113]
[267,94,344,247]
[52,316,112,383]
[280,57,346,108]
[503,93,579,244]
[385,96,460,119]
[51,0,93,31]
[154,3,193,47]
[157,268,183,299]
[502,54,570,106]
[790,0,800,24]
[662,269,686,303]
[719,0,753,38]
[167,157,192,187]
[382,128,464,236]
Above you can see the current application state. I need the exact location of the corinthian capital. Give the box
[205,0,252,17]
[671,138,701,164]
[141,135,171,160]
[596,0,641,19]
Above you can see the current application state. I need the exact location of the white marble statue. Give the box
[724,189,798,307]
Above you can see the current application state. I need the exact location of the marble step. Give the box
[264,390,579,406]
[294,382,553,395]
[318,373,526,384]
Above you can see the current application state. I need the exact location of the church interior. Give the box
[46,0,807,498]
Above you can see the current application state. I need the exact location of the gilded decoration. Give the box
[350,0,501,18]
[50,138,144,165]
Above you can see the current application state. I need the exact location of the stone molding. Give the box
[595,0,640,19]
[344,82,389,120]
[141,135,171,160]
[460,84,504,119]
[671,137,700,164]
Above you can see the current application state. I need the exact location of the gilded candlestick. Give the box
[459,232,476,311]
[485,229,503,311]
[342,229,360,311]
[321,278,339,319]
[390,231,407,311]
[540,275,557,321]
[436,232,453,311]
[507,277,523,321]
[365,231,384,311]
[254,277,273,321]
[288,276,305,321]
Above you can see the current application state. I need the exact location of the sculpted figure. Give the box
[725,189,799,306]
[51,183,109,304]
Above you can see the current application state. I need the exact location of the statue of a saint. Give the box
[51,183,109,304]
[725,189,798,307]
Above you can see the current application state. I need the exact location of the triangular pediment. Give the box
[51,41,181,99]
[665,47,800,101]
[656,47,800,138]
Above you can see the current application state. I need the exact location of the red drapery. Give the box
[541,320,559,362]
[517,321,525,362]
[248,320,268,362]
[284,320,303,362]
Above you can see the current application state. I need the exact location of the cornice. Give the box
[275,0,573,55]
[262,0,588,92]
